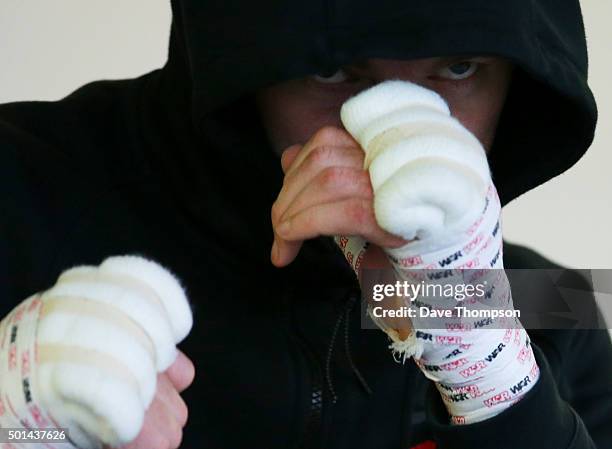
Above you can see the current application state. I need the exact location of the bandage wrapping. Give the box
[0,256,193,448]
[335,80,539,424]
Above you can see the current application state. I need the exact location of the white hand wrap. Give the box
[0,256,193,448]
[336,80,539,424]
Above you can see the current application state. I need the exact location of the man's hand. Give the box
[107,350,195,449]
[270,126,408,267]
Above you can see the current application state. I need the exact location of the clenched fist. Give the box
[0,255,194,449]
[270,126,408,269]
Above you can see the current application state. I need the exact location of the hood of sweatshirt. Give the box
[144,0,597,277]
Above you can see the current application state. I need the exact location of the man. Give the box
[1,1,611,448]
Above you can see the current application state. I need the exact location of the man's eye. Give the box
[438,61,479,80]
[311,68,349,84]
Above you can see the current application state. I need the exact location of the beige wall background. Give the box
[0,1,610,270]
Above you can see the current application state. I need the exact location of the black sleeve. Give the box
[0,119,64,317]
[425,330,612,449]
[0,103,104,316]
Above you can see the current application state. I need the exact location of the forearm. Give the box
[426,343,599,449]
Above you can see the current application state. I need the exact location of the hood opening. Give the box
[147,0,597,268]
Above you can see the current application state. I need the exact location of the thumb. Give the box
[280,144,301,174]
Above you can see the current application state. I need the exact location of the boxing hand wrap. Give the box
[0,256,193,448]
[335,80,539,424]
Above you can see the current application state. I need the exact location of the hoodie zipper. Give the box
[283,283,324,449]
[292,328,324,449]
[291,287,373,449]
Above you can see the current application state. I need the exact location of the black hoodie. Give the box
[1,0,611,448]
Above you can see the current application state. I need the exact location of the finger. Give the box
[285,126,360,179]
[151,402,183,449]
[147,381,184,449]
[281,167,372,221]
[157,373,190,428]
[274,146,365,224]
[272,144,308,268]
[276,197,409,249]
[271,127,362,269]
[280,144,301,174]
[165,349,195,393]
[116,402,168,449]
[271,197,304,267]
[271,232,303,267]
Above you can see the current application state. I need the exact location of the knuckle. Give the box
[345,198,373,227]
[343,167,364,186]
[185,361,195,386]
[271,201,283,224]
[285,143,302,156]
[356,171,374,196]
[319,167,370,194]
[157,417,182,449]
[313,125,342,143]
[177,399,189,427]
[169,428,184,449]
[306,145,334,170]
[319,166,348,189]
[281,144,302,172]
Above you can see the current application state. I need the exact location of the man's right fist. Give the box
[0,255,194,449]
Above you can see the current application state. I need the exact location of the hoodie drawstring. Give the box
[324,292,373,405]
